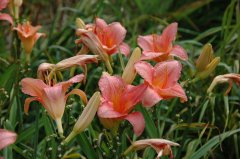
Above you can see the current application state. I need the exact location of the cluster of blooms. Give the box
[1,0,240,158]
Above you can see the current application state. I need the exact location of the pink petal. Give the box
[56,74,84,93]
[97,101,127,118]
[134,61,153,84]
[124,112,145,136]
[137,35,153,51]
[161,23,178,47]
[34,32,46,42]
[98,73,125,103]
[0,0,9,10]
[122,84,147,112]
[154,60,182,88]
[65,89,88,104]
[0,13,13,25]
[140,51,166,61]
[158,83,187,102]
[95,18,108,33]
[24,97,39,115]
[119,42,130,56]
[42,85,66,119]
[20,78,48,97]
[170,45,188,60]
[0,129,17,150]
[142,87,162,107]
[56,55,98,70]
[106,22,127,46]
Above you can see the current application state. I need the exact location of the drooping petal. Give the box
[65,89,88,104]
[56,74,84,93]
[137,35,153,51]
[56,55,98,71]
[42,85,66,119]
[0,13,13,25]
[98,72,125,103]
[97,101,127,118]
[134,61,153,84]
[124,112,145,136]
[142,87,162,107]
[123,138,179,158]
[24,97,40,115]
[161,22,178,47]
[170,45,188,60]
[0,129,17,150]
[119,42,130,56]
[21,78,48,97]
[154,60,182,88]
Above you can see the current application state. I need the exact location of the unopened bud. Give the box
[196,43,213,72]
[122,47,141,84]
[63,92,101,144]
[14,0,23,7]
[76,18,86,29]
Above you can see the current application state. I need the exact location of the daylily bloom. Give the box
[76,17,130,73]
[138,23,188,62]
[0,129,17,150]
[207,73,240,95]
[194,43,220,81]
[37,54,98,81]
[13,21,45,61]
[123,139,179,159]
[20,74,87,137]
[63,92,101,144]
[97,72,147,136]
[135,60,187,107]
[0,0,13,25]
[122,47,141,84]
[92,18,130,56]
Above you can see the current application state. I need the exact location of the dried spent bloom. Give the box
[20,74,87,137]
[207,73,240,95]
[135,60,187,107]
[0,129,17,150]
[63,92,101,144]
[0,0,13,25]
[194,43,220,81]
[37,54,98,81]
[138,23,188,62]
[123,139,180,159]
[13,21,45,60]
[97,72,147,136]
[122,47,141,84]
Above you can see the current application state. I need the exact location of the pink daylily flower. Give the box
[135,60,187,107]
[13,21,45,55]
[97,72,147,136]
[123,139,179,159]
[76,17,130,56]
[20,74,87,136]
[138,23,188,62]
[0,129,17,150]
[207,73,240,95]
[93,18,130,56]
[0,0,13,25]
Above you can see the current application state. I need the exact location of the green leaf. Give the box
[189,128,240,159]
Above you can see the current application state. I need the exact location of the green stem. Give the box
[33,104,40,159]
[63,131,77,144]
[56,118,64,138]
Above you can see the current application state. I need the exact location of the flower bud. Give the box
[122,47,141,84]
[194,43,220,81]
[75,18,86,29]
[63,92,101,144]
[14,0,23,7]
